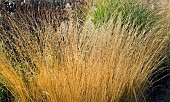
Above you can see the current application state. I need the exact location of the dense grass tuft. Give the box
[0,0,169,102]
[92,0,161,32]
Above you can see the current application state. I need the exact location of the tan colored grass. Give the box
[0,8,169,102]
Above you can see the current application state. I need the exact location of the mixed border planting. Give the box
[0,0,170,102]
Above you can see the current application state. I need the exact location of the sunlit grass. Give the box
[0,0,169,102]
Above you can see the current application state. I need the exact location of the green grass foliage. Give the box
[92,0,160,32]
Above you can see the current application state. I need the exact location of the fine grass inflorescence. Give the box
[0,0,169,102]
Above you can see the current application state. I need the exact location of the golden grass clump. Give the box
[0,2,169,102]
